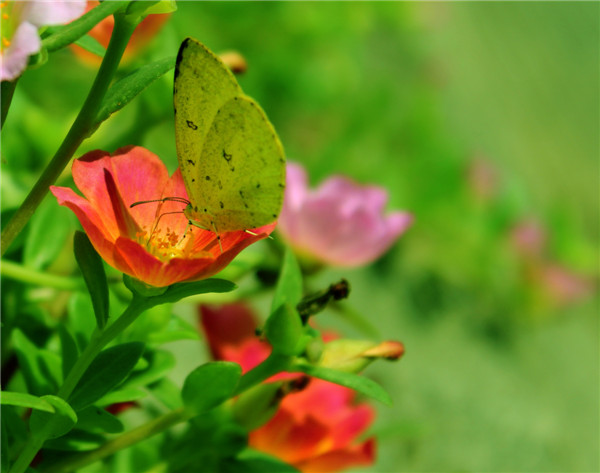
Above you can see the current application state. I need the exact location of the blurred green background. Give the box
[2,2,598,472]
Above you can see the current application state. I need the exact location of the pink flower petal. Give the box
[0,21,40,81]
[278,162,413,267]
[25,0,87,26]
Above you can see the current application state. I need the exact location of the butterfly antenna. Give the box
[130,197,191,208]
[146,210,187,248]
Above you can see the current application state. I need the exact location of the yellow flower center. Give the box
[0,1,19,52]
[136,224,207,262]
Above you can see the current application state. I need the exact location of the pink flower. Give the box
[50,147,275,287]
[199,304,376,473]
[1,0,86,81]
[277,162,413,267]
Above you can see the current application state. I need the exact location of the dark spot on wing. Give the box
[218,180,223,190]
[220,201,224,209]
[205,176,211,180]
[239,190,245,199]
[256,183,261,189]
[186,120,198,130]
[187,159,195,166]
[222,150,232,162]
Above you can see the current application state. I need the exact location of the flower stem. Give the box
[40,354,294,473]
[0,13,139,257]
[43,408,191,473]
[9,295,151,473]
[1,78,17,129]
[0,259,84,291]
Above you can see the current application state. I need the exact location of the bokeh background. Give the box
[2,2,598,472]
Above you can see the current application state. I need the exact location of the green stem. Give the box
[41,1,124,53]
[1,78,18,129]
[0,13,139,257]
[9,295,151,473]
[0,259,84,291]
[57,295,150,399]
[40,353,293,473]
[43,408,190,473]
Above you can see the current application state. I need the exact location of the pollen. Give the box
[2,13,8,20]
[138,223,194,261]
[2,37,9,48]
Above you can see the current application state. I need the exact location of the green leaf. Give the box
[224,450,300,473]
[69,342,145,411]
[271,246,303,314]
[67,292,97,347]
[153,279,237,305]
[120,349,175,389]
[96,388,146,407]
[30,395,77,439]
[96,56,175,125]
[295,364,392,406]
[148,378,183,410]
[1,411,9,473]
[23,196,73,270]
[41,1,124,52]
[264,303,304,356]
[74,34,105,57]
[44,430,105,451]
[58,325,80,381]
[74,231,109,330]
[182,362,242,414]
[12,329,57,395]
[76,406,124,434]
[0,391,55,412]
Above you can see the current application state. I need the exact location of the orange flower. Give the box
[200,304,376,473]
[71,1,170,66]
[51,147,274,287]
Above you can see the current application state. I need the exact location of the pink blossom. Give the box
[278,162,413,267]
[1,0,86,81]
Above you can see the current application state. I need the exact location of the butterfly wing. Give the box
[193,95,286,231]
[173,38,242,207]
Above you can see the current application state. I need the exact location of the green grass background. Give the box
[2,2,598,472]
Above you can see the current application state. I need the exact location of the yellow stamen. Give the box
[2,37,10,48]
[2,13,8,19]
[0,3,6,8]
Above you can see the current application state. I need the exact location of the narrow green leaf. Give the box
[76,406,124,434]
[73,34,106,57]
[224,450,301,473]
[295,364,392,406]
[271,247,303,314]
[58,325,80,381]
[120,349,175,389]
[182,362,241,414]
[74,231,109,329]
[0,391,55,412]
[147,378,182,410]
[69,342,145,411]
[264,303,304,356]
[155,279,237,305]
[44,430,105,451]
[23,197,73,270]
[30,395,77,439]
[96,388,147,407]
[1,411,9,473]
[41,1,123,52]
[12,329,53,395]
[96,56,175,125]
